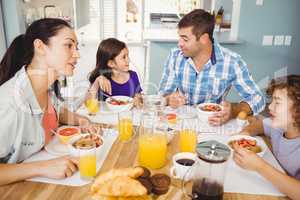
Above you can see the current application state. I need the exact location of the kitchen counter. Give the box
[143,28,244,44]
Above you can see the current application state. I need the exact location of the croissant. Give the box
[91,167,144,193]
[92,195,152,200]
[92,176,147,197]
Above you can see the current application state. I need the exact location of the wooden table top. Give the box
[0,132,289,200]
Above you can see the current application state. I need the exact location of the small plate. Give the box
[45,136,69,156]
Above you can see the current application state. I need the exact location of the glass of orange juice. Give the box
[179,117,198,152]
[78,140,96,180]
[138,113,167,169]
[118,111,134,141]
[85,90,99,115]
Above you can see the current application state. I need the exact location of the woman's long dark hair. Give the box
[0,18,71,98]
[88,38,126,84]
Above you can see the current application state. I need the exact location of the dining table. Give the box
[0,104,290,200]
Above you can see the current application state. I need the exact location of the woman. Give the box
[233,75,300,200]
[0,18,94,185]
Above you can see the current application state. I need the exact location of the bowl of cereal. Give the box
[196,103,223,122]
[68,133,104,156]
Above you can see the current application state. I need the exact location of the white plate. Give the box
[45,136,69,156]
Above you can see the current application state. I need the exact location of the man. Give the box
[159,9,265,126]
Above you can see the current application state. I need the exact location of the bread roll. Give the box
[92,195,152,200]
[93,176,147,197]
[91,167,144,193]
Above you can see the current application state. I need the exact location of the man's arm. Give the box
[233,58,266,115]
[240,115,265,136]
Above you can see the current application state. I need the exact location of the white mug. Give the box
[170,152,196,181]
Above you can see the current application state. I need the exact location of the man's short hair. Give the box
[178,9,215,41]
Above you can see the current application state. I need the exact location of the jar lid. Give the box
[196,140,231,163]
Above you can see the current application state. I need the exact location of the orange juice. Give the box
[179,129,197,152]
[138,133,167,169]
[85,99,99,115]
[79,154,96,178]
[118,118,133,141]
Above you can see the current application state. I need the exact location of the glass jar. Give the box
[182,140,231,200]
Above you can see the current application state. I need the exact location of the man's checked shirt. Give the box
[159,41,265,115]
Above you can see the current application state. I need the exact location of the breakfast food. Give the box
[56,126,80,144]
[150,174,171,195]
[59,127,79,136]
[237,111,248,120]
[91,167,171,199]
[72,134,103,148]
[199,104,222,112]
[108,99,129,105]
[91,167,144,193]
[139,166,151,178]
[93,195,152,200]
[91,167,152,200]
[137,178,153,194]
[95,176,147,197]
[228,138,262,153]
[166,113,177,124]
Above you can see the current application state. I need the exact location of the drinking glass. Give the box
[78,140,96,181]
[179,117,198,153]
[85,90,99,115]
[118,111,134,141]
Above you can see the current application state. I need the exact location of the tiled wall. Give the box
[147,0,300,99]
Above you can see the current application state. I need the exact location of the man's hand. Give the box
[208,101,232,126]
[167,91,186,109]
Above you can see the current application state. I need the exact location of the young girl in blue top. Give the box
[233,75,300,200]
[88,38,142,106]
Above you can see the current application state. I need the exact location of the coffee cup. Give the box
[170,152,196,180]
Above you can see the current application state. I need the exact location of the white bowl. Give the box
[227,135,267,157]
[105,96,133,112]
[196,103,223,122]
[56,126,81,144]
[67,134,104,157]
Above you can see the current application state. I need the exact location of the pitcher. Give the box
[138,112,168,169]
